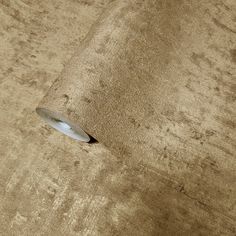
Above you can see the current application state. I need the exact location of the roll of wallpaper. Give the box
[36,0,236,159]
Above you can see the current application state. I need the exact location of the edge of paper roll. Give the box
[36,108,90,142]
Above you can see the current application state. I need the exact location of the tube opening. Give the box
[36,108,90,142]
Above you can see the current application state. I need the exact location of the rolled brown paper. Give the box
[37,0,236,166]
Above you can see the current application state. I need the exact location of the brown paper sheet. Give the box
[1,0,236,234]
[36,1,236,230]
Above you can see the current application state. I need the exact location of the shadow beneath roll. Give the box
[88,135,98,144]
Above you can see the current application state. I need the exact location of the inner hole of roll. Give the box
[52,118,73,131]
[36,108,90,142]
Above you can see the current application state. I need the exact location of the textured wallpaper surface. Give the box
[0,0,236,235]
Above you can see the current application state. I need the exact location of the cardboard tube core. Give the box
[36,108,90,142]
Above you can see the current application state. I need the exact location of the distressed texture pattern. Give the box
[0,0,236,236]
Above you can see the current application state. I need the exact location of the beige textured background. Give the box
[0,0,235,235]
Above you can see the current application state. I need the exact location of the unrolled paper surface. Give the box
[1,0,236,234]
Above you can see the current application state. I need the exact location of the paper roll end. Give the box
[36,108,90,142]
